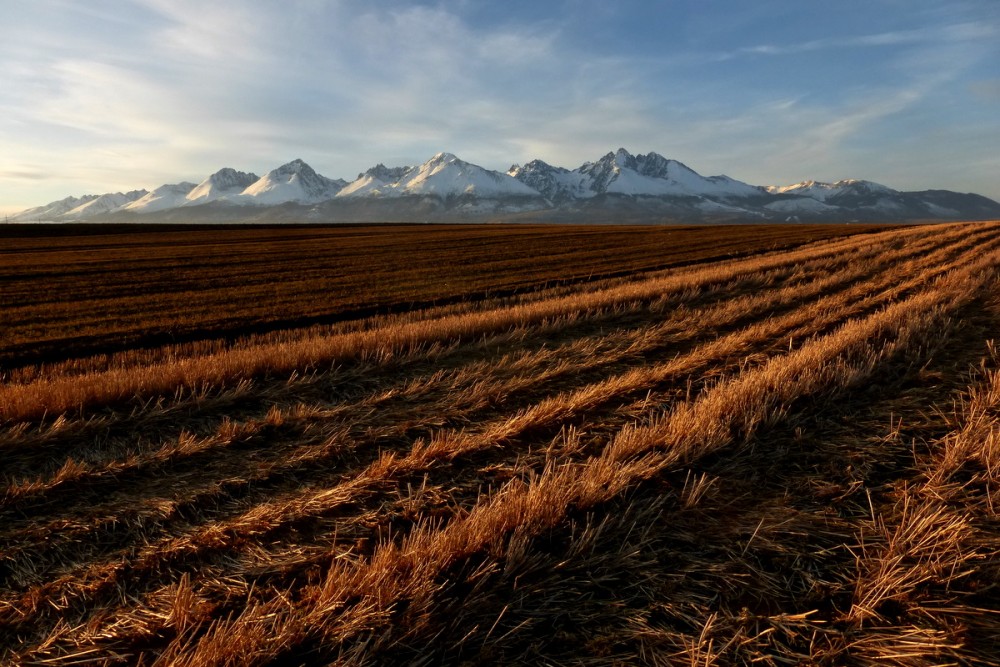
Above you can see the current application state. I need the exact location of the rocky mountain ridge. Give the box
[12,149,1000,223]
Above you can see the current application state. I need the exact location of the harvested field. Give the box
[0,222,884,368]
[2,221,1000,665]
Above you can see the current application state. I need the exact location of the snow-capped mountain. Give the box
[124,182,197,213]
[339,153,540,199]
[759,178,1000,220]
[185,168,259,206]
[400,152,539,197]
[60,190,148,220]
[766,179,896,202]
[508,148,764,203]
[11,195,100,222]
[239,159,347,205]
[506,160,582,203]
[11,149,1000,223]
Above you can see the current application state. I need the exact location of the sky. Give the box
[2,0,999,214]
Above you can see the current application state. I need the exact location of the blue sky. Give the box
[2,0,998,214]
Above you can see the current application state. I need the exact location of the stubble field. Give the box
[2,221,999,665]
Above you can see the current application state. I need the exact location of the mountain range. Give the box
[12,148,1000,223]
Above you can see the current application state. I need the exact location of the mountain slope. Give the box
[61,190,148,220]
[11,195,99,222]
[124,183,197,213]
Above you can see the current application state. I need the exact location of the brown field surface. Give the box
[2,221,1000,665]
[0,222,884,368]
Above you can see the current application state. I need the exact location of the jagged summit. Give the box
[507,160,579,203]
[514,148,763,200]
[337,163,415,198]
[508,159,569,175]
[186,168,259,206]
[359,164,411,182]
[205,167,260,189]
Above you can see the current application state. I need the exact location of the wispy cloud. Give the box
[0,168,50,181]
[721,21,997,60]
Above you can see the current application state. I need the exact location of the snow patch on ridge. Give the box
[125,183,197,213]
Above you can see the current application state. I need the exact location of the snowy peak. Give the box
[578,149,632,193]
[507,159,570,178]
[400,153,540,197]
[208,167,260,189]
[339,153,540,199]
[830,179,898,197]
[766,179,818,195]
[241,159,347,204]
[336,163,413,197]
[363,163,411,182]
[532,148,763,199]
[427,152,459,166]
[186,168,259,205]
[633,152,693,180]
[506,160,579,203]
[766,179,898,202]
[272,158,310,174]
[613,147,634,169]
